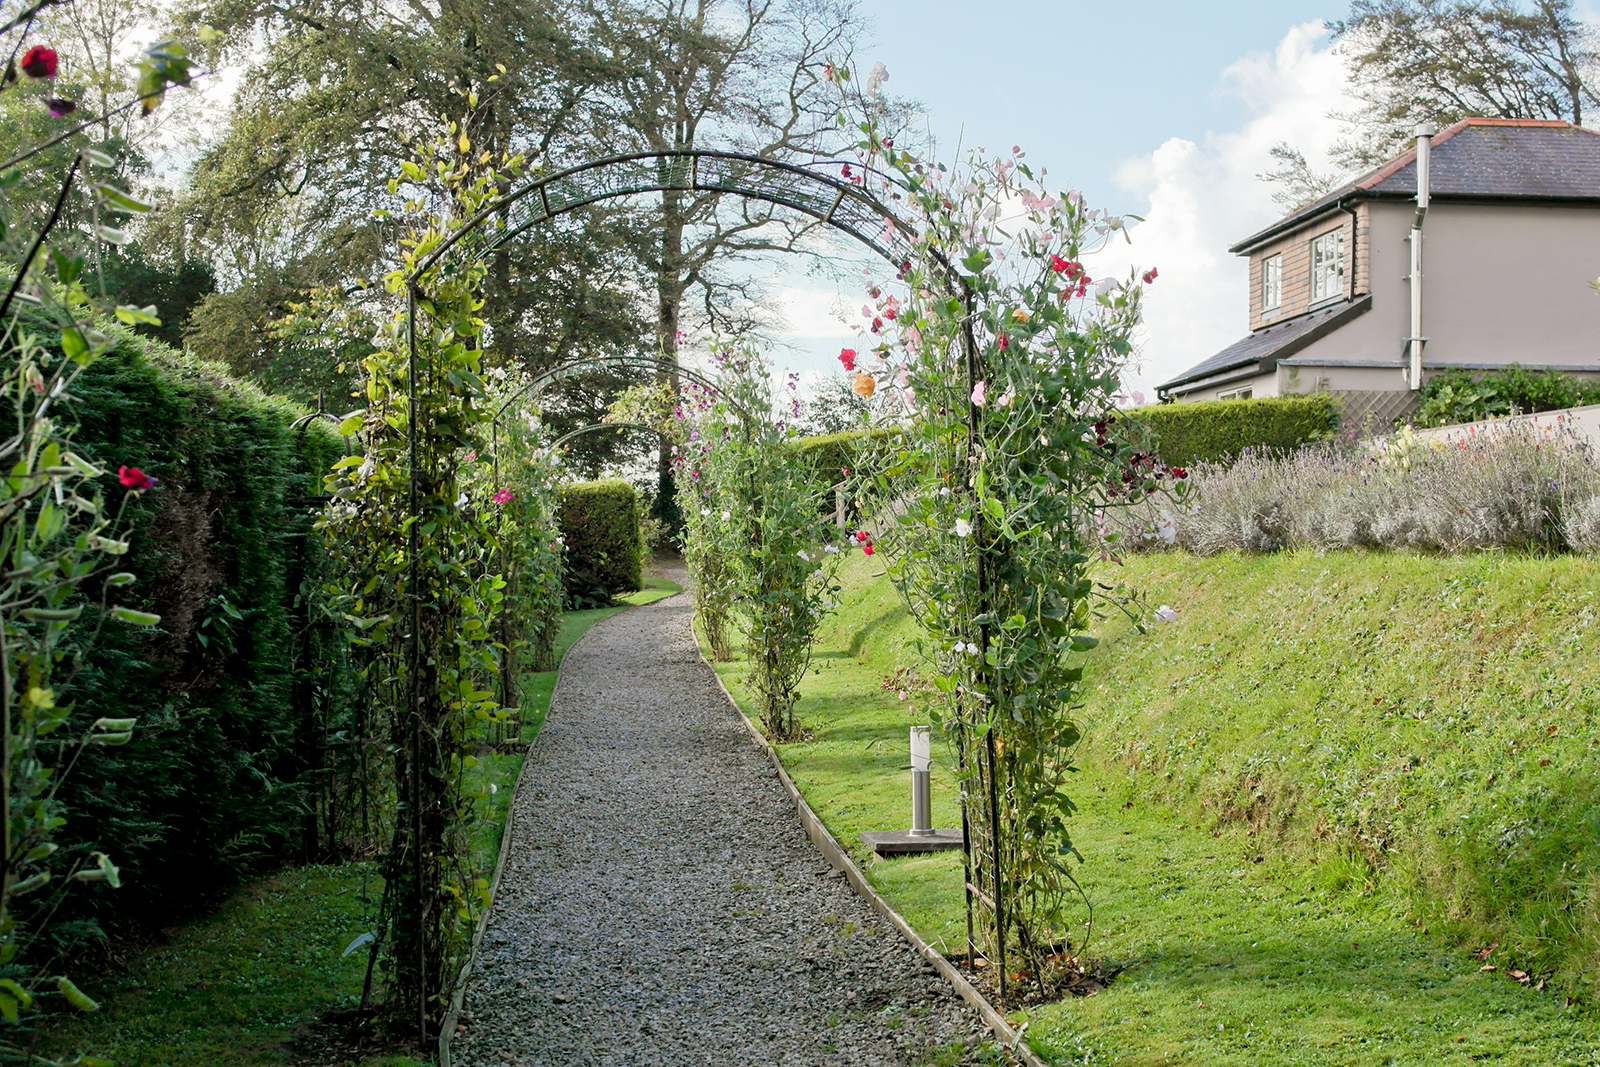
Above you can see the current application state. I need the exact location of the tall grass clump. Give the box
[1103,423,1600,556]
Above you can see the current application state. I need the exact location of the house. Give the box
[1156,118,1600,427]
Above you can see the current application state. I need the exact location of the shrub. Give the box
[1100,424,1600,557]
[1416,364,1600,428]
[559,479,642,605]
[1128,394,1339,467]
[790,426,905,483]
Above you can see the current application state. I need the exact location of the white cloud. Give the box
[1097,22,1349,397]
[771,286,858,338]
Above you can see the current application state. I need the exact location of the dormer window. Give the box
[1261,255,1282,312]
[1310,229,1345,304]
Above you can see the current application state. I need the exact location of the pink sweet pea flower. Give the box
[118,465,156,490]
[492,488,513,504]
[971,380,988,407]
[21,46,58,79]
[838,348,857,371]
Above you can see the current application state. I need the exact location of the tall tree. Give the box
[1331,0,1600,169]
[576,0,862,521]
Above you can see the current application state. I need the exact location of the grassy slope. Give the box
[706,551,1600,1066]
[39,572,681,1067]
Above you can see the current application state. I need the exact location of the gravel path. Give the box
[452,572,997,1067]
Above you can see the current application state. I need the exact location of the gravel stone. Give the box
[451,570,997,1066]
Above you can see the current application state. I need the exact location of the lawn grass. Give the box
[703,550,1600,1066]
[37,568,681,1067]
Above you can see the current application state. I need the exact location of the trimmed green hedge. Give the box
[559,479,642,606]
[1128,395,1339,467]
[43,328,351,937]
[790,426,905,483]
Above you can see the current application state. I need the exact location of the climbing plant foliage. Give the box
[317,130,541,1035]
[677,342,847,742]
[831,66,1186,1001]
[0,21,201,1055]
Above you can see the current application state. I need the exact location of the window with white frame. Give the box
[1261,254,1282,312]
[1219,388,1253,401]
[1310,229,1345,303]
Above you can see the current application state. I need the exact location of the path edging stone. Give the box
[695,639,1048,1067]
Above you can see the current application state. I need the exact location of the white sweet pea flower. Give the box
[1154,604,1179,623]
[797,549,811,562]
[954,517,972,538]
[824,544,840,554]
[866,61,889,99]
[455,491,469,508]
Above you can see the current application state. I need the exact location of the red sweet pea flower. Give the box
[1142,267,1159,285]
[1050,254,1070,273]
[20,46,58,79]
[855,530,869,542]
[863,544,874,555]
[118,465,156,490]
[838,348,857,371]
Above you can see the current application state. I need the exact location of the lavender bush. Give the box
[1102,423,1600,556]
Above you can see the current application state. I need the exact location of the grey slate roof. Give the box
[1231,119,1600,253]
[1156,296,1372,394]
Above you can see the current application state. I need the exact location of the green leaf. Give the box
[84,148,116,168]
[0,979,33,1010]
[337,415,364,435]
[96,184,153,213]
[60,328,88,362]
[110,607,160,626]
[92,717,137,731]
[341,931,377,958]
[113,304,162,326]
[6,872,48,896]
[55,977,99,1012]
[106,572,136,586]
[95,226,131,246]
[0,992,18,1023]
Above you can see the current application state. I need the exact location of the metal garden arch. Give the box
[397,148,1012,1030]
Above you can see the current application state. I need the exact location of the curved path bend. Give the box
[453,573,992,1067]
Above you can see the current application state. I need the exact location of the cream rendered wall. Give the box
[1277,364,1409,392]
[1184,372,1280,402]
[1422,202,1600,368]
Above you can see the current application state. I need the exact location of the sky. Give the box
[764,0,1356,400]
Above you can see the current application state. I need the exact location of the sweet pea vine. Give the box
[675,341,848,742]
[829,63,1187,1001]
[317,127,527,1035]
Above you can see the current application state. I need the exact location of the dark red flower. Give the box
[118,465,156,490]
[1142,267,1159,285]
[20,46,57,79]
[44,98,76,116]
[1172,468,1187,480]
